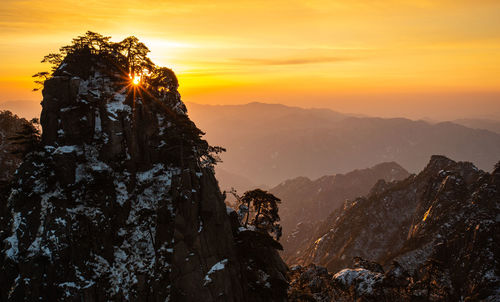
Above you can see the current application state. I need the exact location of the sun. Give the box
[132,75,141,85]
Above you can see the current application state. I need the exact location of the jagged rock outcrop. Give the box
[0,49,287,301]
[269,162,410,262]
[289,252,498,301]
[288,260,411,301]
[289,156,499,301]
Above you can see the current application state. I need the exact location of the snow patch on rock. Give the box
[204,259,229,286]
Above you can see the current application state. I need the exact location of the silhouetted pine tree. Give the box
[237,189,283,240]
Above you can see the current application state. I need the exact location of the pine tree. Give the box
[237,189,282,240]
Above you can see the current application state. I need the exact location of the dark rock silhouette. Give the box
[0,51,287,301]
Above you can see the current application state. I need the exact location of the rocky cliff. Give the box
[0,41,287,301]
[270,162,409,262]
[288,156,499,301]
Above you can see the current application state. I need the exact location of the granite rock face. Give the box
[289,156,499,301]
[0,56,287,301]
[270,162,410,262]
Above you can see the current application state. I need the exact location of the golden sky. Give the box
[1,0,499,119]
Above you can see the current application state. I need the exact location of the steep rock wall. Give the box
[0,58,287,301]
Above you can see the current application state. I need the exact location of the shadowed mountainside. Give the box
[286,155,499,301]
[269,162,410,262]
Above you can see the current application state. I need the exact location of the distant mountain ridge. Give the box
[187,102,500,187]
[186,102,348,127]
[453,117,500,134]
[0,100,41,120]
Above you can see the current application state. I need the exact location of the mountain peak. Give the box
[288,155,498,300]
[427,154,456,168]
[0,32,287,301]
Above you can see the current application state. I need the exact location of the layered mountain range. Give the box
[0,49,287,301]
[287,155,499,301]
[187,102,500,187]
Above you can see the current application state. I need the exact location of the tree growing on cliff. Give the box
[33,32,223,170]
[234,189,283,241]
[147,67,179,93]
[33,31,182,95]
[33,31,156,90]
[116,36,154,78]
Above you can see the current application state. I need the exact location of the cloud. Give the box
[230,56,352,66]
[179,68,256,77]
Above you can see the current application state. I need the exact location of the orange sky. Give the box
[1,0,499,120]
